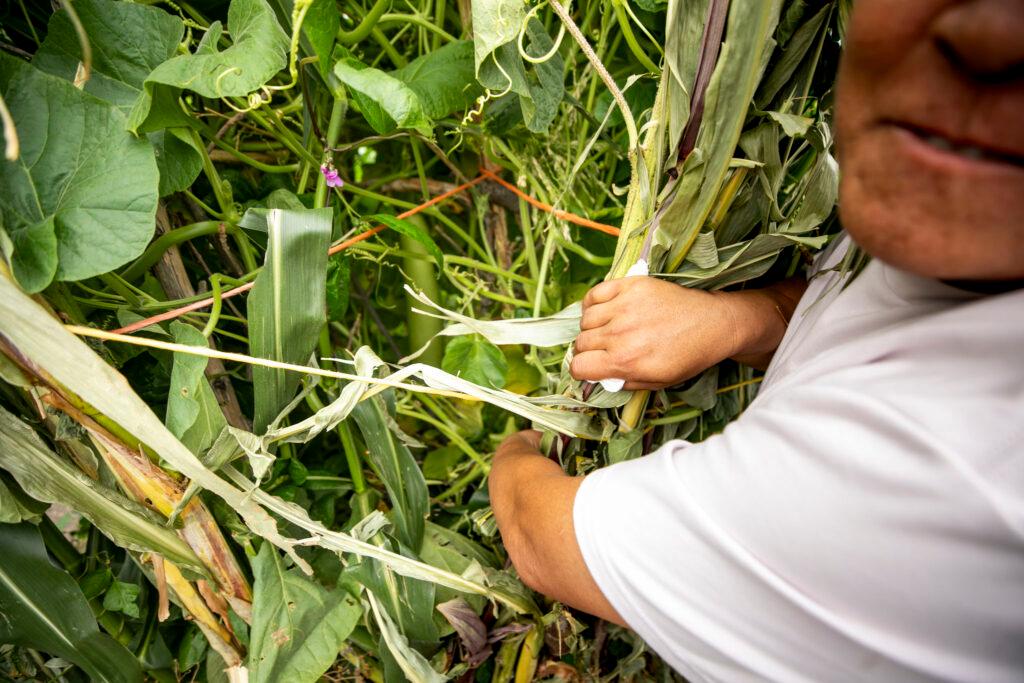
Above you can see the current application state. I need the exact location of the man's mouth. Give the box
[893,122,1024,169]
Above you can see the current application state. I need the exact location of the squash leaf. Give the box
[0,53,158,293]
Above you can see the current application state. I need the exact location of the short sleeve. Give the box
[573,363,1024,683]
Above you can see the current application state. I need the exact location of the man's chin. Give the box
[837,137,1024,281]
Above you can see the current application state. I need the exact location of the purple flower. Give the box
[320,164,343,188]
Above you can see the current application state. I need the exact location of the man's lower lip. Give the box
[885,125,1024,175]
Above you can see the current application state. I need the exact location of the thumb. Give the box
[570,350,620,381]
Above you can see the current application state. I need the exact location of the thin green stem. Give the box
[612,0,659,74]
[371,26,407,67]
[350,241,534,285]
[206,134,300,173]
[121,222,236,282]
[532,220,558,316]
[399,406,490,473]
[378,13,456,42]
[189,128,239,222]
[201,275,223,337]
[315,94,348,209]
[337,0,389,44]
[433,463,484,502]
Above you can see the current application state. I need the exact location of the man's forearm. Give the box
[719,276,808,370]
[489,431,625,626]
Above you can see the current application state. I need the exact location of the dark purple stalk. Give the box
[674,0,731,171]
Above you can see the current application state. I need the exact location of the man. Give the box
[489,1,1024,681]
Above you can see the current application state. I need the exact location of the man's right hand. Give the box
[570,276,807,391]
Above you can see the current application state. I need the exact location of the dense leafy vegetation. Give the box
[0,0,844,680]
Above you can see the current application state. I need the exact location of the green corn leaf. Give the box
[127,0,289,133]
[347,553,439,646]
[351,396,429,551]
[0,405,207,577]
[247,542,361,683]
[367,592,447,683]
[403,286,582,358]
[249,207,332,432]
[756,3,832,109]
[660,0,784,271]
[0,522,143,683]
[0,53,158,293]
[0,277,534,611]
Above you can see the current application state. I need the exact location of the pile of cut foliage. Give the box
[0,0,844,680]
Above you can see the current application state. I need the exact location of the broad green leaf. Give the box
[0,405,207,577]
[393,41,482,120]
[266,0,339,84]
[247,542,361,683]
[177,625,208,673]
[471,0,526,69]
[607,429,643,465]
[149,128,204,196]
[0,522,143,683]
[33,0,184,112]
[442,336,508,390]
[128,0,289,133]
[422,445,463,481]
[0,474,41,524]
[167,322,227,455]
[302,0,340,82]
[33,0,201,195]
[368,214,444,269]
[351,396,429,551]
[0,54,159,293]
[333,59,434,136]
[475,17,564,133]
[102,580,141,619]
[248,207,332,432]
[420,523,496,610]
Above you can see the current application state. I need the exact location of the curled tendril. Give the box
[462,56,515,126]
[517,3,566,65]
[214,66,242,97]
[222,86,272,114]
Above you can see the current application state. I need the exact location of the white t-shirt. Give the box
[574,236,1024,683]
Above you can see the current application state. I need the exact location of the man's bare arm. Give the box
[488,430,625,627]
